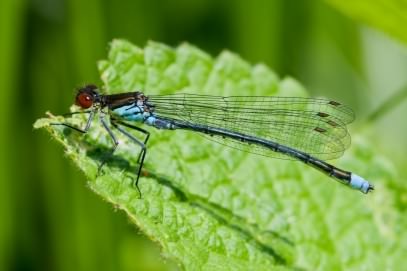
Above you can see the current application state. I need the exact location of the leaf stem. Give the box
[367,84,407,123]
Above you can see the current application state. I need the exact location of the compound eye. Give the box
[75,92,93,108]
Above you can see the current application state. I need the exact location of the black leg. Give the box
[51,111,95,133]
[98,115,119,175]
[113,120,150,163]
[111,121,147,198]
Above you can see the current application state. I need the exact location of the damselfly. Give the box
[53,84,374,195]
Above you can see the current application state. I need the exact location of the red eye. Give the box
[75,93,93,108]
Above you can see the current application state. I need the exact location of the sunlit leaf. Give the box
[34,40,404,270]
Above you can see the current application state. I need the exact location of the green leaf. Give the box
[34,40,405,270]
[325,0,407,46]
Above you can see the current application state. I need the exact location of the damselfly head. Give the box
[75,84,100,109]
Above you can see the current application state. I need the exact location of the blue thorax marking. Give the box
[111,104,155,123]
[111,104,174,129]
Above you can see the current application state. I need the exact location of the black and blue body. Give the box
[54,84,374,196]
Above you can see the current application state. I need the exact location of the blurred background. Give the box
[1,0,406,270]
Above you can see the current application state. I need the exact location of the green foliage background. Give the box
[1,0,407,270]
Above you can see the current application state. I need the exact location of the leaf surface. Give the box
[34,40,405,270]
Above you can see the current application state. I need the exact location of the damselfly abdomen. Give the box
[53,84,374,195]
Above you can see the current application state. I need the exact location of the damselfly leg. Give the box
[112,120,150,163]
[51,111,149,197]
[111,120,149,197]
[98,114,119,175]
[51,111,95,133]
[51,111,119,176]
